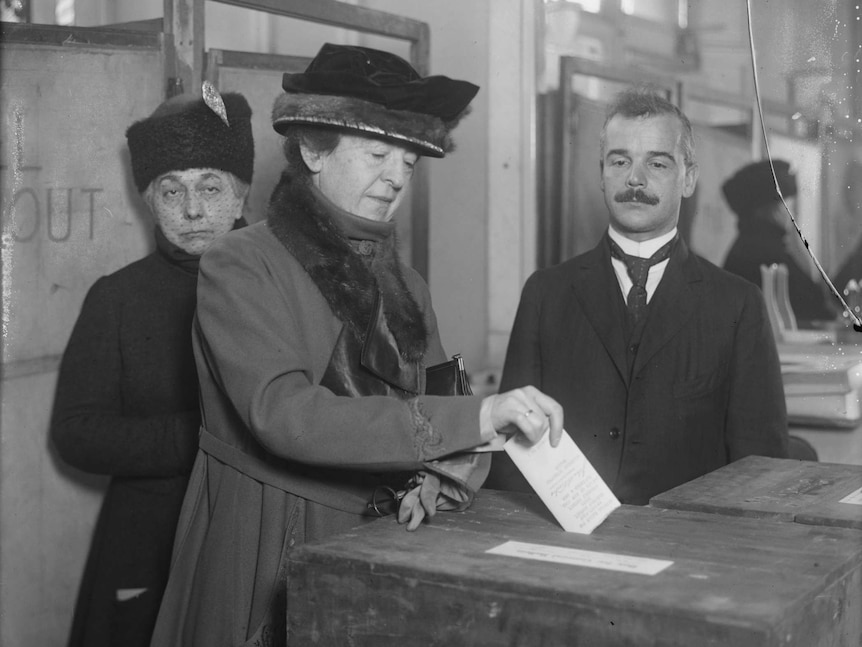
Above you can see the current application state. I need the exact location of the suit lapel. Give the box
[570,242,630,385]
[632,240,701,378]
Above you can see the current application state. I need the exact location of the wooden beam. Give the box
[0,22,162,48]
[101,18,164,32]
[164,0,205,97]
[204,48,310,85]
[211,0,426,41]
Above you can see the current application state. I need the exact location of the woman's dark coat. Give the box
[722,219,837,325]
[51,230,202,647]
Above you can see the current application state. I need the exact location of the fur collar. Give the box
[267,172,428,362]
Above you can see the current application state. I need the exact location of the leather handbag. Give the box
[425,353,473,396]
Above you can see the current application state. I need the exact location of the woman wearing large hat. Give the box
[150,43,563,646]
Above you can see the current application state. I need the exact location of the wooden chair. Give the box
[760,263,835,344]
[787,434,819,461]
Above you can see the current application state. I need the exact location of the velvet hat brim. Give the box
[272,43,478,157]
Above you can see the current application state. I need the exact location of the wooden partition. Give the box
[0,23,165,646]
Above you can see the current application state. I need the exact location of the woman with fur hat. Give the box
[50,87,254,647]
[150,43,563,646]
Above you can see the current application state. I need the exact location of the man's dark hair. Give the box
[600,86,696,168]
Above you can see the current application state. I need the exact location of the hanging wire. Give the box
[745,1,862,332]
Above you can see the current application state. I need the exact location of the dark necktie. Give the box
[609,236,676,325]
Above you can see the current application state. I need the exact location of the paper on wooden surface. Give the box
[504,430,620,533]
[486,540,672,575]
[839,486,862,505]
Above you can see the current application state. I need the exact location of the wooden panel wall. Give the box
[0,31,164,646]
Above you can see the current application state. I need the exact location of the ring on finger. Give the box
[523,409,534,417]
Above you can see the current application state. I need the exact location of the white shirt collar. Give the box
[608,227,678,258]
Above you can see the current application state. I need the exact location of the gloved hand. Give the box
[397,471,441,531]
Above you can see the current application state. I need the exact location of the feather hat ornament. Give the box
[202,81,231,128]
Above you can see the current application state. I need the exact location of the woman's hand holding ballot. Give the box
[484,386,564,447]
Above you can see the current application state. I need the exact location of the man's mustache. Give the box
[614,188,659,205]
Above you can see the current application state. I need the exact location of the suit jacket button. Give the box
[609,427,620,439]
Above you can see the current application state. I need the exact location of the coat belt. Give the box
[197,426,383,515]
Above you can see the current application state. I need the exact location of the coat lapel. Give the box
[632,240,701,378]
[570,242,630,385]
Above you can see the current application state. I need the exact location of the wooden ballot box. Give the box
[650,455,862,530]
[286,489,862,646]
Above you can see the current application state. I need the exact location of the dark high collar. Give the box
[266,172,428,362]
[309,182,395,243]
[154,225,200,276]
[154,217,248,276]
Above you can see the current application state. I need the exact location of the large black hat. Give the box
[126,89,254,192]
[722,159,796,216]
[271,43,479,158]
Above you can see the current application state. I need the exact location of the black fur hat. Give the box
[126,90,254,192]
[272,43,479,158]
[722,159,796,217]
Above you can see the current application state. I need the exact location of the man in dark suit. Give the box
[486,88,789,505]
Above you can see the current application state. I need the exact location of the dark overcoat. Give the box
[51,236,202,647]
[488,236,789,505]
[722,220,837,325]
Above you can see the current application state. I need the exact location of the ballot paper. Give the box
[839,486,862,505]
[504,430,620,533]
